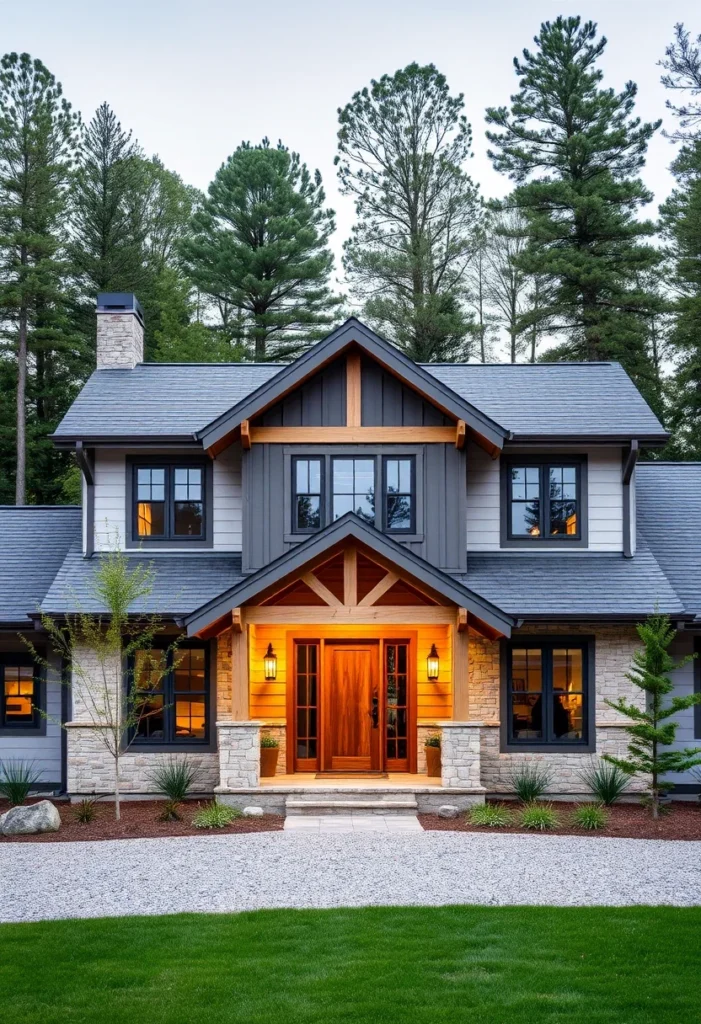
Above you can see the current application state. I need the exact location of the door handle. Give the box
[369,695,379,728]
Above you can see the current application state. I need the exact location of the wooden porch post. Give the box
[452,612,469,721]
[231,622,250,721]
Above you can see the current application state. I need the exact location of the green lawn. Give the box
[1,906,699,1023]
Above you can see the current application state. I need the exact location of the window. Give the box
[505,640,591,748]
[384,457,415,532]
[129,459,211,546]
[293,458,323,532]
[0,656,40,730]
[294,642,319,768]
[131,644,210,746]
[503,458,585,544]
[332,458,375,523]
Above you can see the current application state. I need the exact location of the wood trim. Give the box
[248,426,457,444]
[231,625,249,720]
[346,352,362,427]
[455,420,466,450]
[301,572,344,607]
[240,420,251,450]
[243,606,456,625]
[343,547,358,606]
[232,608,243,633]
[453,626,469,720]
[457,608,468,633]
[358,570,400,607]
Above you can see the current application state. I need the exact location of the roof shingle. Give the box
[0,507,81,626]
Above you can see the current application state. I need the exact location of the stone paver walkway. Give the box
[284,814,422,832]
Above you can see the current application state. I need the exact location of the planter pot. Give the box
[260,746,279,777]
[425,745,441,778]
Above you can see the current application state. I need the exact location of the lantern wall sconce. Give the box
[264,643,277,681]
[427,643,440,681]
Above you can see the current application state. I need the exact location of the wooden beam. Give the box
[231,626,249,720]
[232,608,243,633]
[240,419,251,450]
[455,420,466,450]
[301,571,343,607]
[346,352,362,427]
[344,547,358,606]
[244,606,456,625]
[248,426,457,444]
[453,626,469,720]
[358,570,399,607]
[457,608,468,632]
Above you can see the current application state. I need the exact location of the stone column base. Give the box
[215,721,262,791]
[438,721,484,789]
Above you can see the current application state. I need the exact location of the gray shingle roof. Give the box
[41,545,245,617]
[427,362,667,440]
[0,506,81,626]
[460,540,684,619]
[52,358,666,443]
[637,462,701,621]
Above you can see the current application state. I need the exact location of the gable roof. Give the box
[636,462,701,621]
[182,512,515,637]
[196,319,509,451]
[0,506,82,627]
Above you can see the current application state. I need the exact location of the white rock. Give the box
[0,800,61,836]
[242,806,264,817]
[437,804,460,819]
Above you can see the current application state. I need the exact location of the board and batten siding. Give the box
[466,441,624,552]
[91,446,242,552]
[0,644,63,786]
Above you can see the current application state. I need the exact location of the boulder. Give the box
[242,806,264,817]
[437,804,460,819]
[0,800,61,836]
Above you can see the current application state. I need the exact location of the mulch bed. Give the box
[0,798,283,843]
[420,800,701,841]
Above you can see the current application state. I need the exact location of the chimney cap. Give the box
[96,292,144,325]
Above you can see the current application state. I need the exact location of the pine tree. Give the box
[336,63,482,361]
[482,211,530,362]
[604,613,701,818]
[181,139,341,361]
[486,17,662,393]
[0,52,80,504]
[659,23,701,142]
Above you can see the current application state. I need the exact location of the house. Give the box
[1,292,699,812]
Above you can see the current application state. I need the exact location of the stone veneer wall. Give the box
[96,311,143,369]
[65,633,233,797]
[469,623,646,796]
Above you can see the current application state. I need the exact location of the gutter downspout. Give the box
[622,440,639,560]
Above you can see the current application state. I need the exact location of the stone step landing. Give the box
[285,797,418,816]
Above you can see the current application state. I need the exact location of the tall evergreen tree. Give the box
[485,17,662,399]
[336,63,482,361]
[659,23,701,142]
[181,139,341,361]
[0,52,80,504]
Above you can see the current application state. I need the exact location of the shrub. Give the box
[193,801,242,829]
[468,803,514,827]
[509,764,554,803]
[571,804,608,830]
[519,803,559,831]
[148,756,200,803]
[0,760,43,806]
[73,798,97,824]
[424,733,441,748]
[579,761,630,806]
[260,734,279,748]
[158,799,182,823]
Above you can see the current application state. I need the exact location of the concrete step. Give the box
[285,797,418,816]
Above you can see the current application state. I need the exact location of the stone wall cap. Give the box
[437,721,485,728]
[215,720,263,728]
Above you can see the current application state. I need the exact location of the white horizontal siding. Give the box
[92,446,242,553]
[0,650,63,785]
[466,442,624,552]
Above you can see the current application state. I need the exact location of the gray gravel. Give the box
[1,832,699,922]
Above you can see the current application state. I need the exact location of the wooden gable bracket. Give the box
[457,608,468,632]
[346,351,361,427]
[232,608,243,633]
[455,420,466,450]
[344,547,358,606]
[358,570,400,607]
[240,419,251,450]
[301,572,343,607]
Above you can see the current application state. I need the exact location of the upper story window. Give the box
[293,458,323,532]
[502,457,586,547]
[384,457,415,533]
[0,655,40,731]
[128,458,212,548]
[130,644,210,748]
[332,458,375,523]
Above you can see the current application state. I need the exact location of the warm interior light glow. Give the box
[529,525,541,536]
[264,643,277,681]
[427,643,439,681]
[566,513,577,535]
[137,502,153,536]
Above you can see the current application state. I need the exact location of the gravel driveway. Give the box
[1,831,699,923]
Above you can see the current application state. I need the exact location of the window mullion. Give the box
[541,466,548,539]
[543,644,553,744]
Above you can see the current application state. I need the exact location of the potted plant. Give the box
[424,733,441,777]
[260,733,279,777]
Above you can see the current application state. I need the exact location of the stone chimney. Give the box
[96,293,144,369]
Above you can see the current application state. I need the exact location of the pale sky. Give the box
[5,0,699,277]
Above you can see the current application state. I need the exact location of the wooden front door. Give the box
[325,643,379,771]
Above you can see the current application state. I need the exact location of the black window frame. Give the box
[500,636,595,752]
[500,455,588,548]
[291,456,325,535]
[382,455,416,534]
[330,455,377,525]
[0,653,43,734]
[128,640,215,751]
[126,456,213,549]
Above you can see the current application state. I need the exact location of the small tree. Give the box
[603,613,701,818]
[26,549,177,820]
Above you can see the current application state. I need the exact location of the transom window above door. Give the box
[128,458,212,548]
[502,457,586,546]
